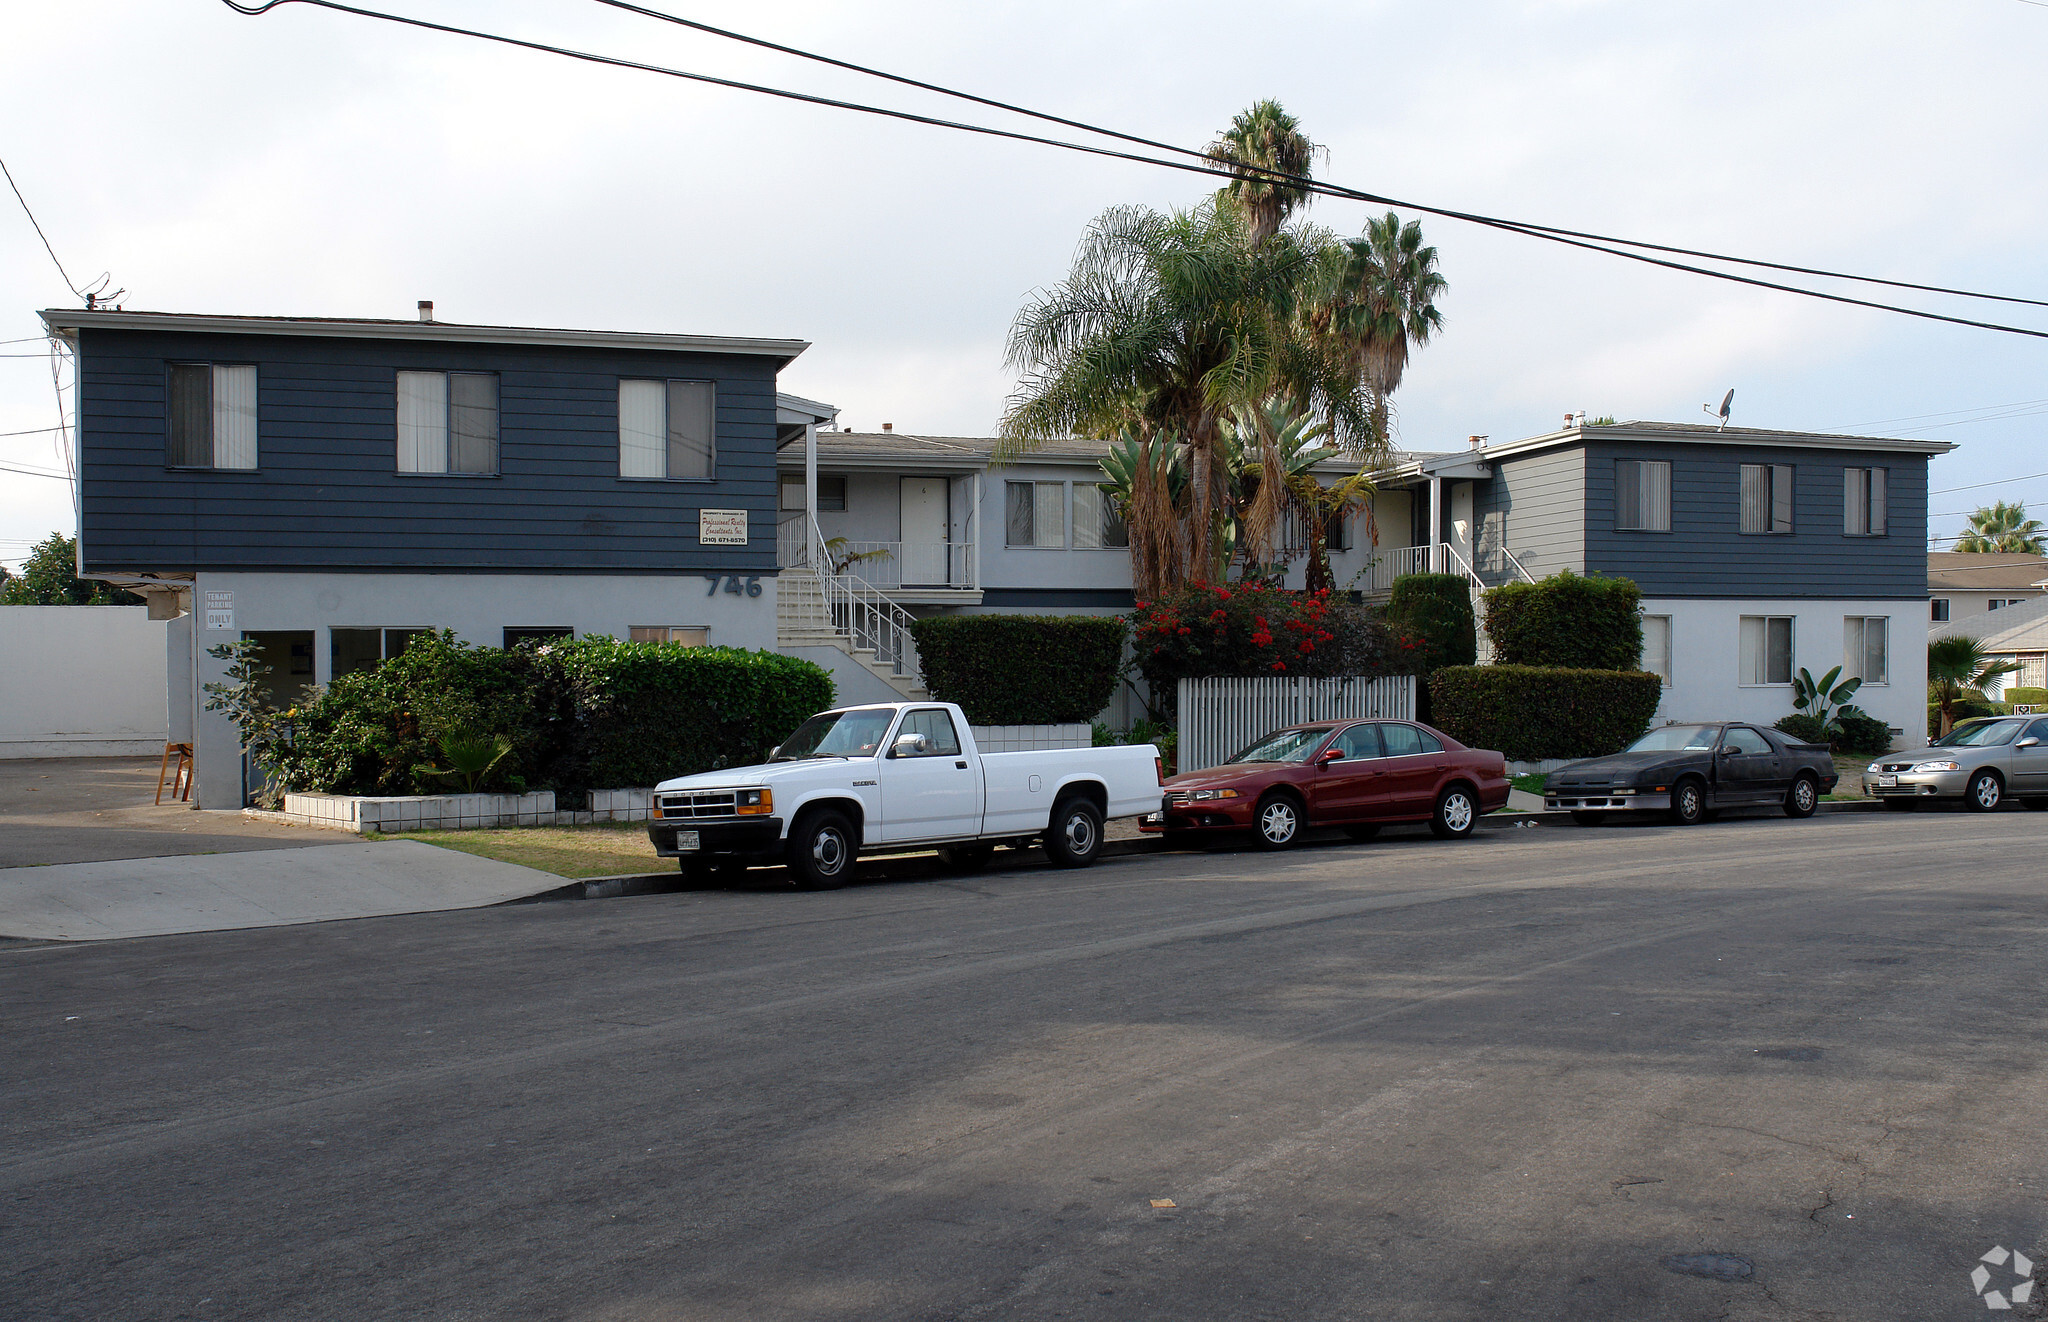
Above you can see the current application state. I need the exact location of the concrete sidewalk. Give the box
[0,841,566,942]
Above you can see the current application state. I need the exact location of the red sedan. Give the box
[1145,720,1512,848]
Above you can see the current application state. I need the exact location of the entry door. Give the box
[1449,482,1474,567]
[900,477,950,586]
[879,707,984,841]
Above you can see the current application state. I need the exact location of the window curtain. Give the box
[618,380,666,478]
[211,365,258,469]
[1032,481,1065,547]
[448,373,498,474]
[1643,615,1672,684]
[1843,468,1867,535]
[396,371,447,473]
[1005,482,1034,546]
[1740,465,1766,533]
[666,380,714,480]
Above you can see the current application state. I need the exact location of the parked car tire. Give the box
[1429,784,1479,839]
[1044,796,1105,868]
[1965,768,2005,812]
[786,809,857,890]
[1341,823,1381,842]
[937,843,994,873]
[1883,798,1917,812]
[1667,778,1708,826]
[1570,810,1607,827]
[1784,773,1820,819]
[1252,792,1304,850]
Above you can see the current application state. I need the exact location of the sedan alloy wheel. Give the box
[1254,794,1302,849]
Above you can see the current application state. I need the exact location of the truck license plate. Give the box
[676,830,700,851]
[1877,775,1897,788]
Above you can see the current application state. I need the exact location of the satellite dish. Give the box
[1702,388,1734,430]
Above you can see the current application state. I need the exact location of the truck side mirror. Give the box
[891,733,929,757]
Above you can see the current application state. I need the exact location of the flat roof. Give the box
[1456,420,1956,465]
[38,308,810,362]
[1927,552,2048,592]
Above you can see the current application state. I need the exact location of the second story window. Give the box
[397,371,498,474]
[619,379,715,480]
[1006,481,1065,547]
[1843,467,1887,535]
[168,363,258,469]
[1614,459,1670,531]
[1739,463,1794,534]
[1072,483,1129,549]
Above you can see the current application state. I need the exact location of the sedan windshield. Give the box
[1935,718,2025,748]
[773,708,897,760]
[1227,727,1333,764]
[1625,725,1721,753]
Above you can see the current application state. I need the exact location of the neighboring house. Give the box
[1926,551,2048,624]
[1930,595,2048,695]
[1361,420,1948,741]
[42,306,813,808]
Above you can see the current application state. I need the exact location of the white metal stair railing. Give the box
[776,515,925,687]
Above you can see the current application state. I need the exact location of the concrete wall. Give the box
[188,570,780,808]
[1643,596,1926,747]
[0,605,170,757]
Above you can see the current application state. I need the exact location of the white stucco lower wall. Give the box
[1644,597,1925,748]
[187,571,779,809]
[0,605,169,757]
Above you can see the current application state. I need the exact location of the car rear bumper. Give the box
[1543,792,1673,812]
[647,818,785,857]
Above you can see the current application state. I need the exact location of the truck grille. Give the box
[657,790,740,819]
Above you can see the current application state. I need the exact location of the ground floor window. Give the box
[1642,614,1672,686]
[1844,616,1889,685]
[504,627,574,648]
[330,627,432,679]
[1930,598,1949,622]
[1738,615,1794,685]
[629,626,709,646]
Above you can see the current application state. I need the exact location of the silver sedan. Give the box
[1864,715,2048,811]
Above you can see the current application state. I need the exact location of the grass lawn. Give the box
[375,822,670,879]
[1511,773,1549,796]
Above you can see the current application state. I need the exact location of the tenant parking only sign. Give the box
[698,509,748,545]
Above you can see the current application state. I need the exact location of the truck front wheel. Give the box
[1043,797,1104,869]
[786,810,857,890]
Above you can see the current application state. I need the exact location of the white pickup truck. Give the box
[646,701,1163,889]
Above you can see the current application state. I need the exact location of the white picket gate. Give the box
[1176,675,1416,772]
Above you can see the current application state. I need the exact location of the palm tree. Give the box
[1001,201,1374,582]
[1097,426,1190,601]
[1928,634,2024,735]
[1205,100,1321,247]
[1309,211,1447,438]
[1221,397,1375,589]
[1953,500,2047,554]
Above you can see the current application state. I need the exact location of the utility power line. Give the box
[0,460,71,480]
[1933,469,2048,496]
[0,155,90,301]
[219,0,2048,341]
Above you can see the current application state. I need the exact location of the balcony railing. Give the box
[776,518,975,590]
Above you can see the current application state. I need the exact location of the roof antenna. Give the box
[1702,388,1734,430]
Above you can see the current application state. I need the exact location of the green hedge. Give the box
[265,633,832,799]
[2007,687,2048,706]
[909,614,1126,724]
[1428,665,1662,761]
[1482,571,1642,670]
[1386,574,1476,673]
[1776,711,1893,755]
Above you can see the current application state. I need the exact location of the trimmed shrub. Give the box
[263,632,832,798]
[1834,711,1894,755]
[1385,574,1476,673]
[908,614,1126,725]
[1773,713,1829,746]
[1482,571,1643,670]
[1130,583,1402,722]
[2006,686,2048,707]
[1428,665,1662,761]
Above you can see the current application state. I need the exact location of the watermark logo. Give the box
[1971,1245,2035,1310]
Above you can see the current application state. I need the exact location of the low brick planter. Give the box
[274,787,656,834]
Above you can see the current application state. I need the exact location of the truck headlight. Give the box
[1910,760,1961,773]
[735,788,774,815]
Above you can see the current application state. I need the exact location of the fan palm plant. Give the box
[1928,635,2024,735]
[1953,500,2047,554]
[1308,211,1448,437]
[1097,426,1191,600]
[1205,99,1321,247]
[1001,201,1374,582]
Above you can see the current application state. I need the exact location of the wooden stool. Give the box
[156,742,194,805]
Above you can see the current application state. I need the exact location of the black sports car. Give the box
[1542,722,1840,825]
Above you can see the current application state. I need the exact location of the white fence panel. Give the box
[1176,675,1416,772]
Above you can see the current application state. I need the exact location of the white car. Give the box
[647,702,1163,888]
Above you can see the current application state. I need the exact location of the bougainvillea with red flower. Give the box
[1130,581,1409,719]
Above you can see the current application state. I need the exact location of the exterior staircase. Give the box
[777,567,930,701]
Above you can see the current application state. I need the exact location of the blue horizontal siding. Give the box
[75,327,783,574]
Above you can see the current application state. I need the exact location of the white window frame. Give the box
[1738,615,1795,686]
[1844,616,1889,685]
[1641,613,1672,687]
[168,362,259,470]
[1005,480,1067,548]
[1614,459,1671,532]
[618,378,716,481]
[1739,463,1794,535]
[396,370,498,475]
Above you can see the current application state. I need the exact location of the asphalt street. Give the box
[4,809,2045,1321]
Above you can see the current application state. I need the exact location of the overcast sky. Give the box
[5,0,2046,570]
